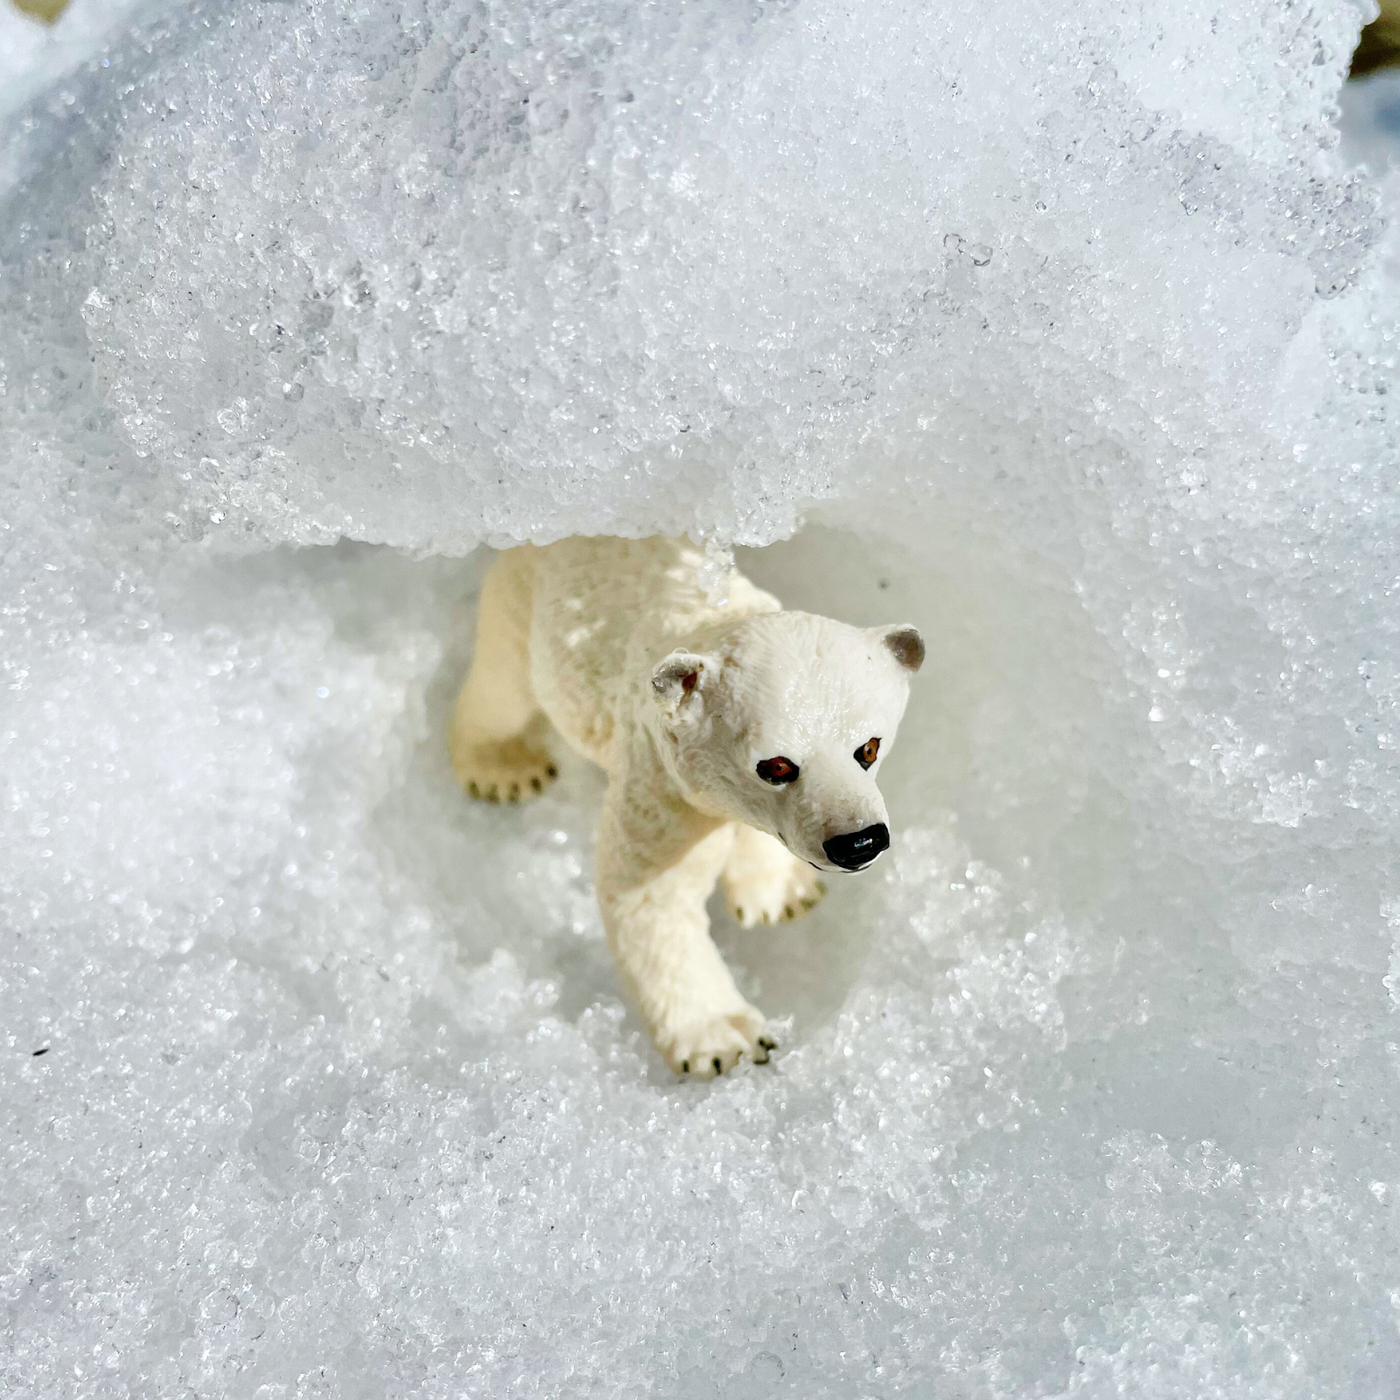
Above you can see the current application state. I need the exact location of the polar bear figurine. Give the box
[449,537,923,1077]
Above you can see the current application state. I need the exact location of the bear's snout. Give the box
[822,823,890,871]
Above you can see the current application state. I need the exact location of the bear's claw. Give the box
[725,866,826,929]
[662,1004,772,1078]
[453,732,558,806]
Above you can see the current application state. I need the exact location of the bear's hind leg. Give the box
[450,548,557,804]
[722,825,826,928]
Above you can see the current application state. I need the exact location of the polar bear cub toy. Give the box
[450,537,923,1077]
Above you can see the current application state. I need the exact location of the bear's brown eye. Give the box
[756,756,800,785]
[854,737,881,770]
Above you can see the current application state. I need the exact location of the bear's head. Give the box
[650,611,923,873]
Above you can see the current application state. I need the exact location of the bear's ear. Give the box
[651,650,718,720]
[874,624,925,674]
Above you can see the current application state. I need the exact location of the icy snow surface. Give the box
[3,0,1400,1394]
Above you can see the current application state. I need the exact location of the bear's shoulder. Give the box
[527,537,780,772]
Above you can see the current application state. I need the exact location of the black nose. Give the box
[822,823,890,870]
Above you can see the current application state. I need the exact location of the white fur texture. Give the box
[451,538,920,1076]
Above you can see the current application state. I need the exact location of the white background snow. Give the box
[2,0,1399,1395]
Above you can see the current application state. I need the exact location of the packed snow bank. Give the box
[2,1,1399,1396]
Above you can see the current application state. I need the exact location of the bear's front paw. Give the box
[658,1003,776,1079]
[724,860,826,929]
[451,732,558,805]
